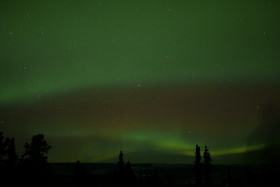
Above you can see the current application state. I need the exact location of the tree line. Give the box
[0,131,215,186]
[0,132,52,186]
[3,131,273,187]
[194,145,213,187]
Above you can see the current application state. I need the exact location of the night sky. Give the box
[1,1,280,164]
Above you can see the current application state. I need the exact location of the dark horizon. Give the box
[1,132,280,187]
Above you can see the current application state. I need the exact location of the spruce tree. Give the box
[203,146,213,187]
[22,134,51,162]
[194,145,202,187]
[117,151,124,171]
[0,132,10,163]
[6,137,18,167]
[116,151,125,186]
[20,134,52,187]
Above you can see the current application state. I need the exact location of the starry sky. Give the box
[1,0,280,164]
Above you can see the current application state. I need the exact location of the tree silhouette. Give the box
[73,160,83,175]
[116,151,125,186]
[194,145,203,187]
[125,160,132,175]
[73,160,92,187]
[22,134,51,162]
[0,133,18,183]
[6,137,18,167]
[125,160,136,186]
[117,150,125,171]
[20,134,52,187]
[0,132,10,163]
[115,151,136,186]
[0,133,18,185]
[203,146,213,187]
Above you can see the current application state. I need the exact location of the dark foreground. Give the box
[46,163,278,187]
[1,163,278,186]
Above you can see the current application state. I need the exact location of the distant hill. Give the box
[96,150,195,164]
[95,150,248,165]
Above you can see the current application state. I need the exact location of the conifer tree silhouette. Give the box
[73,160,83,175]
[73,160,91,187]
[0,133,16,185]
[203,146,213,187]
[116,151,125,186]
[0,132,11,184]
[125,160,136,186]
[0,132,10,163]
[125,160,132,175]
[22,134,51,162]
[116,151,136,187]
[0,133,18,184]
[6,137,18,167]
[118,150,125,171]
[20,134,52,187]
[194,145,203,187]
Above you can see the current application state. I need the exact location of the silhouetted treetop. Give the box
[22,134,51,162]
[0,132,18,166]
[6,137,18,166]
[203,146,212,164]
[117,151,124,170]
[195,145,201,165]
[194,145,202,187]
[203,146,213,187]
[0,132,10,162]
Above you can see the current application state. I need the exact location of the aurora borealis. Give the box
[1,1,280,164]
